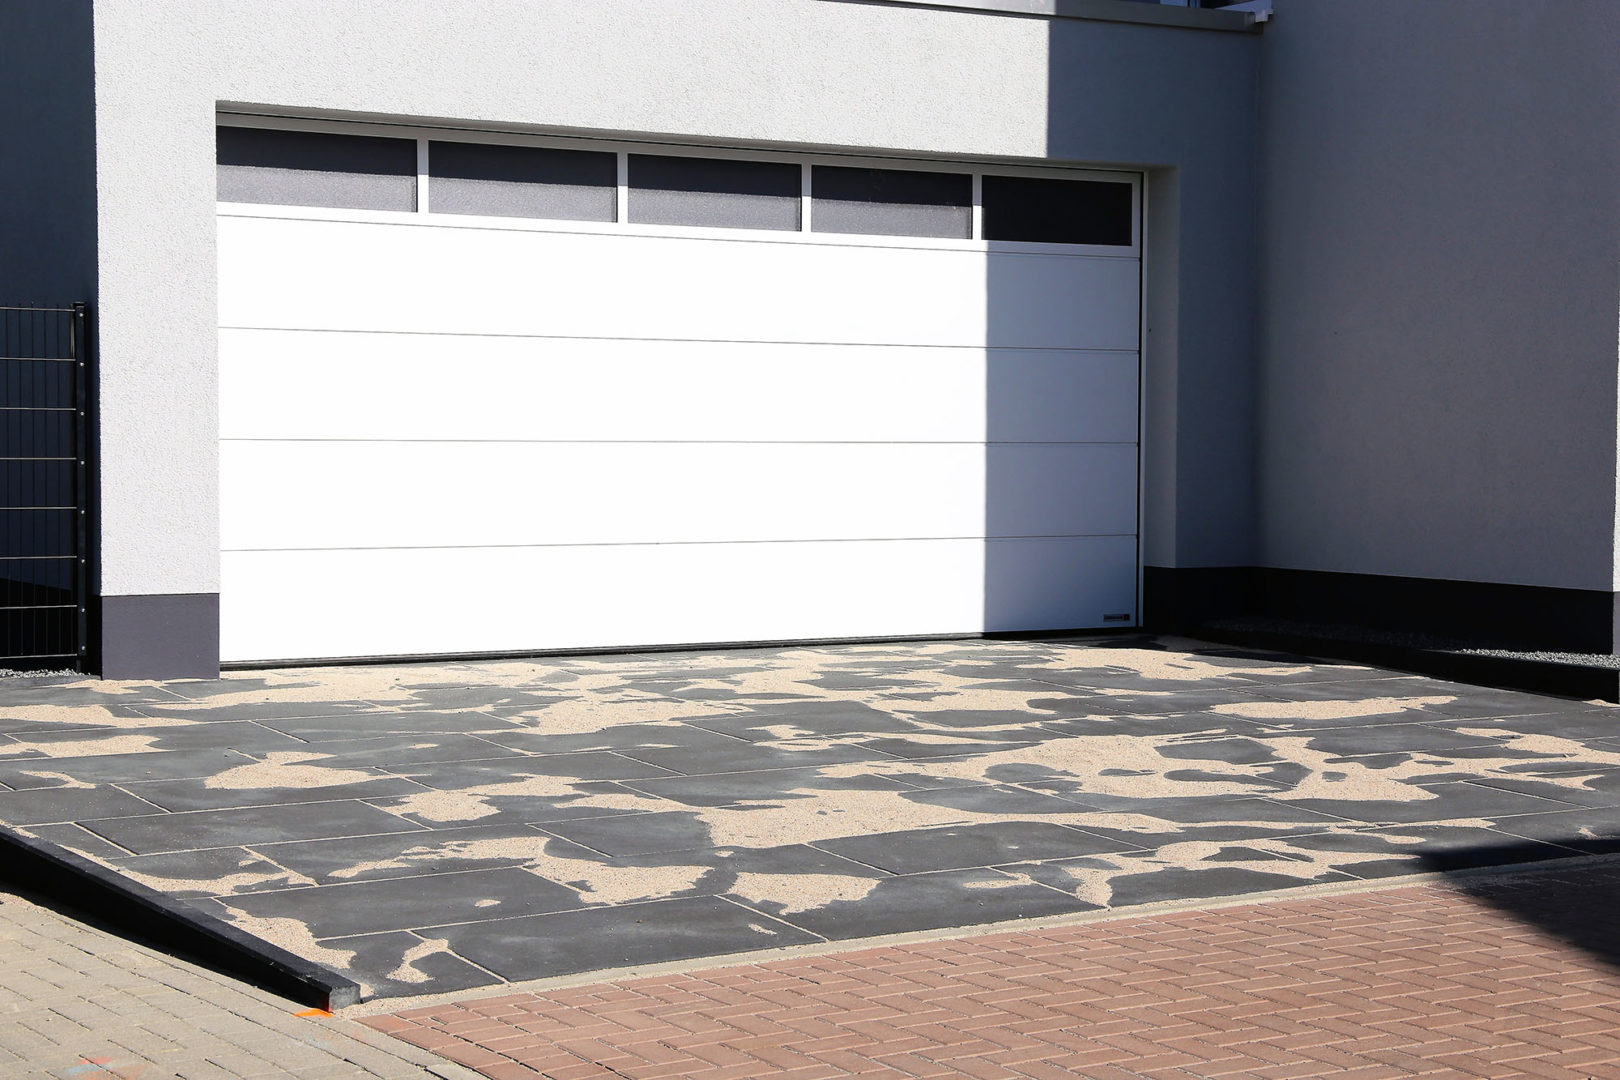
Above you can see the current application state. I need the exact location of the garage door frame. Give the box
[215,112,1146,665]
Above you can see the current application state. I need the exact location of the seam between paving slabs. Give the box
[339,848,1620,1018]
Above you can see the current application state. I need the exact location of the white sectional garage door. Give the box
[216,124,1140,663]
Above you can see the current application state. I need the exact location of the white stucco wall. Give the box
[1257,0,1620,592]
[87,0,1259,602]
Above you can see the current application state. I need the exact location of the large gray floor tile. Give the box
[536,810,712,857]
[250,823,597,885]
[218,867,584,937]
[1269,823,1582,878]
[769,866,1100,940]
[84,800,423,855]
[423,896,820,981]
[320,930,501,998]
[813,820,1135,875]
[0,786,165,826]
[118,773,427,813]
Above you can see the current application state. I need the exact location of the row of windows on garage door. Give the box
[217,125,1134,246]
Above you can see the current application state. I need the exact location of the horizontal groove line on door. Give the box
[219,438,1141,447]
[224,534,1139,554]
[219,326,1141,352]
[218,210,1142,261]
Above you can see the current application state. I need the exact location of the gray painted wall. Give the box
[85,0,1260,609]
[76,0,1259,672]
[0,0,97,304]
[1257,0,1620,592]
[1043,18,1260,569]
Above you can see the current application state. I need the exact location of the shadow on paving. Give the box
[0,635,1618,1001]
[1420,850,1620,974]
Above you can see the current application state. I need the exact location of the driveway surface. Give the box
[364,859,1620,1080]
[0,636,1616,1000]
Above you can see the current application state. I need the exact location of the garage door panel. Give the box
[982,251,1140,351]
[219,216,1139,349]
[985,445,1138,539]
[983,537,1138,631]
[986,350,1138,444]
[221,541,987,663]
[219,149,1141,660]
[220,216,986,345]
[220,329,990,443]
[222,442,996,549]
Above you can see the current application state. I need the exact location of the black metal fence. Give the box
[1,305,88,672]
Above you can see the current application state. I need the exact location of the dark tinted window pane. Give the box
[812,166,970,239]
[217,127,416,211]
[628,155,799,231]
[981,175,1132,246]
[429,142,616,221]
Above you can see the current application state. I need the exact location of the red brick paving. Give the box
[364,863,1620,1079]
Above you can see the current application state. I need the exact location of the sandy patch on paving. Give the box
[1213,696,1455,721]
[505,696,743,732]
[0,734,166,758]
[674,670,883,702]
[386,938,456,984]
[1034,647,1315,683]
[218,912,361,985]
[120,860,317,896]
[380,780,663,825]
[150,669,421,709]
[0,706,195,729]
[0,678,171,697]
[728,872,882,914]
[1034,838,1408,907]
[691,784,1076,850]
[203,751,381,791]
[10,770,94,789]
[865,734,1272,801]
[327,836,710,906]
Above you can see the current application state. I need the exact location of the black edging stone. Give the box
[1195,624,1620,704]
[0,824,361,1010]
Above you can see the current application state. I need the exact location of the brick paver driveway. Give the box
[0,635,1616,1000]
[365,859,1620,1080]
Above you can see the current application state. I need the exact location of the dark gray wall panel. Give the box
[0,0,97,303]
[101,593,220,679]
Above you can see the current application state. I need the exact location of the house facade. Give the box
[1,0,1615,679]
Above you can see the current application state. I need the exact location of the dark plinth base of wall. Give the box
[1194,620,1620,702]
[1144,566,1617,653]
[99,593,220,680]
[1144,566,1620,701]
